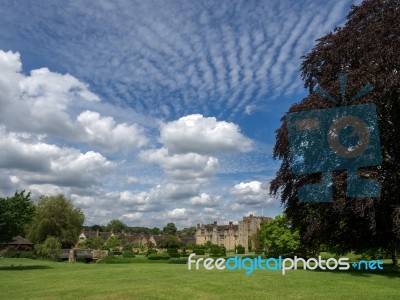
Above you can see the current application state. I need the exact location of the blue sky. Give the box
[0,0,359,228]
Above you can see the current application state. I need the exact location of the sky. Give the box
[0,0,360,228]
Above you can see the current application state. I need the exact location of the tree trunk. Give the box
[391,249,398,267]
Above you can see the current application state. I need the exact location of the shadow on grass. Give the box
[0,265,53,271]
[312,263,400,279]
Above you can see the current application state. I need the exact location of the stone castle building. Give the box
[195,215,270,252]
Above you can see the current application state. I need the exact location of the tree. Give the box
[151,227,162,235]
[257,215,301,257]
[157,235,182,249]
[163,223,177,236]
[0,191,35,243]
[106,219,127,233]
[82,237,104,249]
[26,194,85,248]
[89,224,105,232]
[35,236,62,261]
[104,236,121,250]
[180,227,197,237]
[270,0,400,265]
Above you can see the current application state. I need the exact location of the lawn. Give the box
[0,257,399,300]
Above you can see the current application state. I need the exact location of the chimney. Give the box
[96,229,99,237]
[197,223,200,229]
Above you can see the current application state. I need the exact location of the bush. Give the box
[210,245,226,257]
[168,253,180,258]
[168,257,188,264]
[146,249,158,256]
[255,248,263,255]
[242,255,257,259]
[19,251,36,259]
[122,250,135,258]
[235,245,245,254]
[35,237,62,261]
[97,256,135,264]
[167,248,178,254]
[147,253,170,260]
[194,249,205,255]
[122,244,133,251]
[2,251,20,258]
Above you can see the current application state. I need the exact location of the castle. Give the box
[195,215,270,252]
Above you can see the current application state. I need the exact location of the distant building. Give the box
[0,235,34,251]
[195,215,271,252]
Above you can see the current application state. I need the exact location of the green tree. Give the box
[89,224,105,232]
[104,236,121,250]
[157,234,182,249]
[26,194,85,248]
[83,237,104,249]
[270,0,400,265]
[257,214,301,258]
[106,219,127,233]
[151,227,162,235]
[163,223,177,235]
[180,226,197,236]
[0,191,35,243]
[35,236,62,261]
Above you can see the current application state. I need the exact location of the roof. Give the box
[179,236,196,244]
[82,231,112,240]
[151,235,164,242]
[200,224,239,232]
[5,236,33,245]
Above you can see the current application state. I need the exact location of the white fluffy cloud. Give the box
[0,50,147,152]
[0,127,113,189]
[160,114,252,154]
[190,193,219,207]
[77,110,148,151]
[139,148,218,182]
[166,208,189,220]
[122,212,143,221]
[230,181,275,205]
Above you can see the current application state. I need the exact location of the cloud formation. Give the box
[0,50,148,152]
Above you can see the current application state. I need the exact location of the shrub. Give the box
[235,245,245,254]
[168,258,188,264]
[122,250,135,258]
[97,256,135,264]
[210,245,225,257]
[35,237,62,261]
[194,249,205,255]
[167,248,178,254]
[147,253,170,260]
[168,253,180,258]
[242,255,257,259]
[146,249,158,256]
[19,251,36,259]
[255,248,263,255]
[122,244,133,251]
[2,251,20,258]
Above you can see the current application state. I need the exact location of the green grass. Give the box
[0,258,399,300]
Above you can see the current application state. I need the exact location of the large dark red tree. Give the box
[270,0,400,265]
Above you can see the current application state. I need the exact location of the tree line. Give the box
[0,191,196,250]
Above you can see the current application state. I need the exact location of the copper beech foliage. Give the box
[270,0,400,264]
